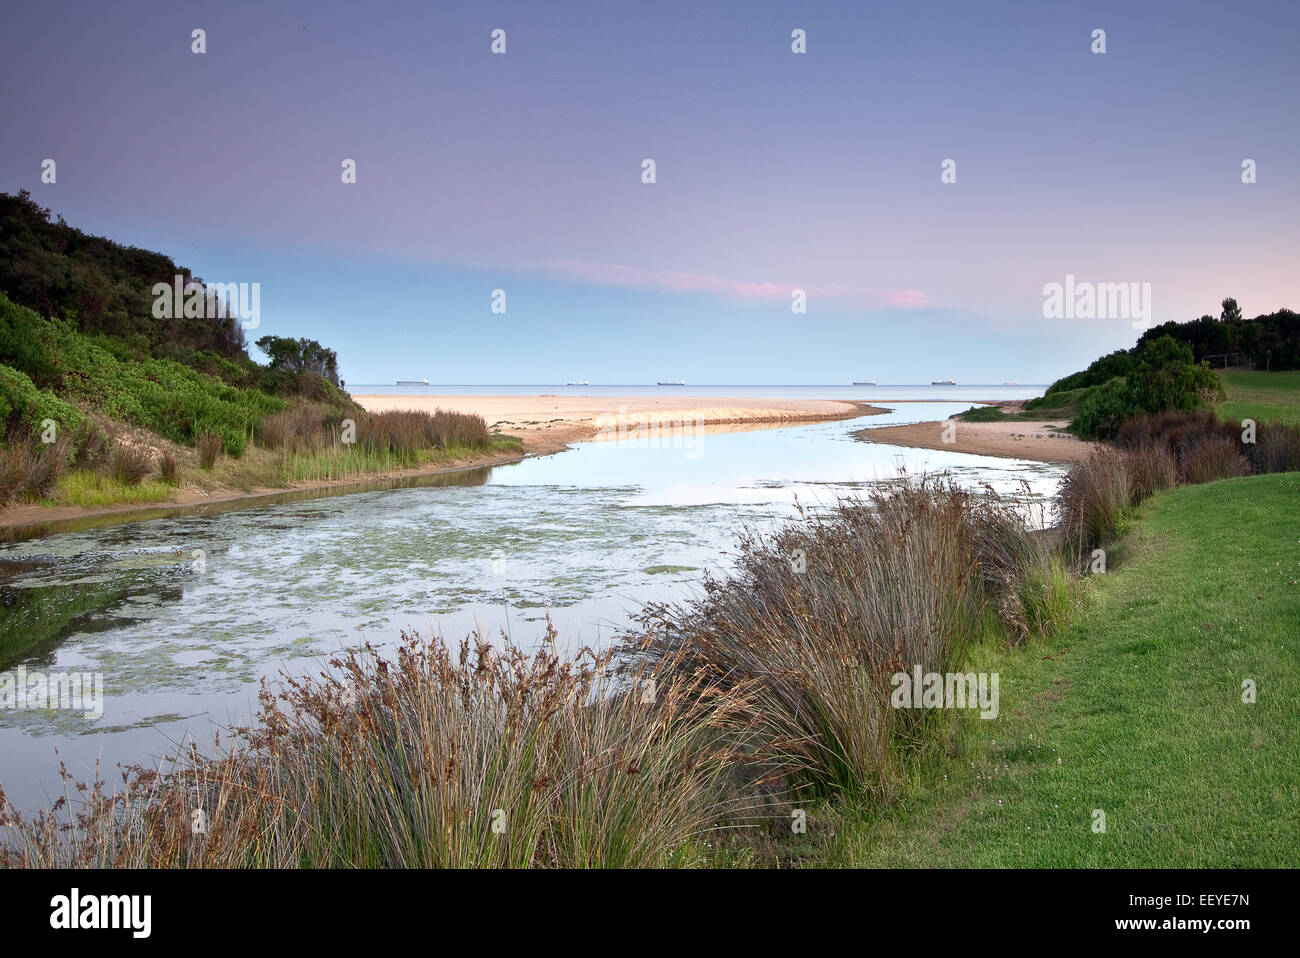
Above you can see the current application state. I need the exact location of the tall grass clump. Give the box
[1252,421,1300,474]
[109,444,153,486]
[0,436,70,505]
[159,450,178,485]
[1057,446,1132,557]
[1179,433,1251,484]
[1122,442,1178,503]
[197,432,223,471]
[632,480,1057,803]
[0,627,754,869]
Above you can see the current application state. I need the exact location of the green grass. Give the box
[275,435,523,483]
[1217,369,1300,425]
[817,473,1300,867]
[1024,386,1090,413]
[50,470,177,507]
[957,402,1075,428]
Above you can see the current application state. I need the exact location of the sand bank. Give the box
[352,395,884,452]
[855,417,1095,463]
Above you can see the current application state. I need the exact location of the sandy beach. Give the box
[351,394,884,454]
[855,415,1095,463]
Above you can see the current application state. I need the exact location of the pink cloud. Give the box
[539,259,927,310]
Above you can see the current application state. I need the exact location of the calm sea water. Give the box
[350,383,1045,402]
[0,401,1061,810]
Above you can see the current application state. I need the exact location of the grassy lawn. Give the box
[820,472,1300,867]
[1217,369,1300,425]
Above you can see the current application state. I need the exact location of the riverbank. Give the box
[855,402,1095,462]
[823,472,1300,867]
[0,396,883,537]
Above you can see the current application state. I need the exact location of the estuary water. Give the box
[0,400,1063,811]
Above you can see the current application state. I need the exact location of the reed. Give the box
[109,444,153,486]
[632,480,1055,801]
[0,627,754,869]
[197,432,223,471]
[0,436,70,505]
[1057,446,1132,557]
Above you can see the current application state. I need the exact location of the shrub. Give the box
[1071,379,1132,440]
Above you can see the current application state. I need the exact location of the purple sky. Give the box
[2,0,1298,384]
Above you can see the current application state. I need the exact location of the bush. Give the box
[0,293,283,457]
[0,362,85,438]
[1070,337,1228,440]
[1071,379,1132,440]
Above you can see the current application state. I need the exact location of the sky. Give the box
[2,0,1298,385]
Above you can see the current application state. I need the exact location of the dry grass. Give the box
[197,432,224,471]
[158,450,178,485]
[0,436,71,505]
[1179,434,1251,484]
[1057,446,1132,556]
[632,479,1066,802]
[0,626,756,869]
[109,444,153,486]
[1254,421,1300,474]
[1123,442,1178,503]
[257,404,492,461]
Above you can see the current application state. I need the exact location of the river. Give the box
[0,399,1063,811]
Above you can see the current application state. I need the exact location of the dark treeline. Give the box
[1137,298,1300,371]
[0,190,246,363]
[0,190,344,399]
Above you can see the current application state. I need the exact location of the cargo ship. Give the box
[396,378,429,385]
[657,379,686,385]
[931,378,956,385]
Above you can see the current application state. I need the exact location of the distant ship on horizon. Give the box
[852,380,877,386]
[396,378,429,385]
[565,379,589,386]
[931,378,957,385]
[657,379,686,386]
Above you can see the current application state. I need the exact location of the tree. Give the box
[1220,297,1242,324]
[254,335,340,386]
